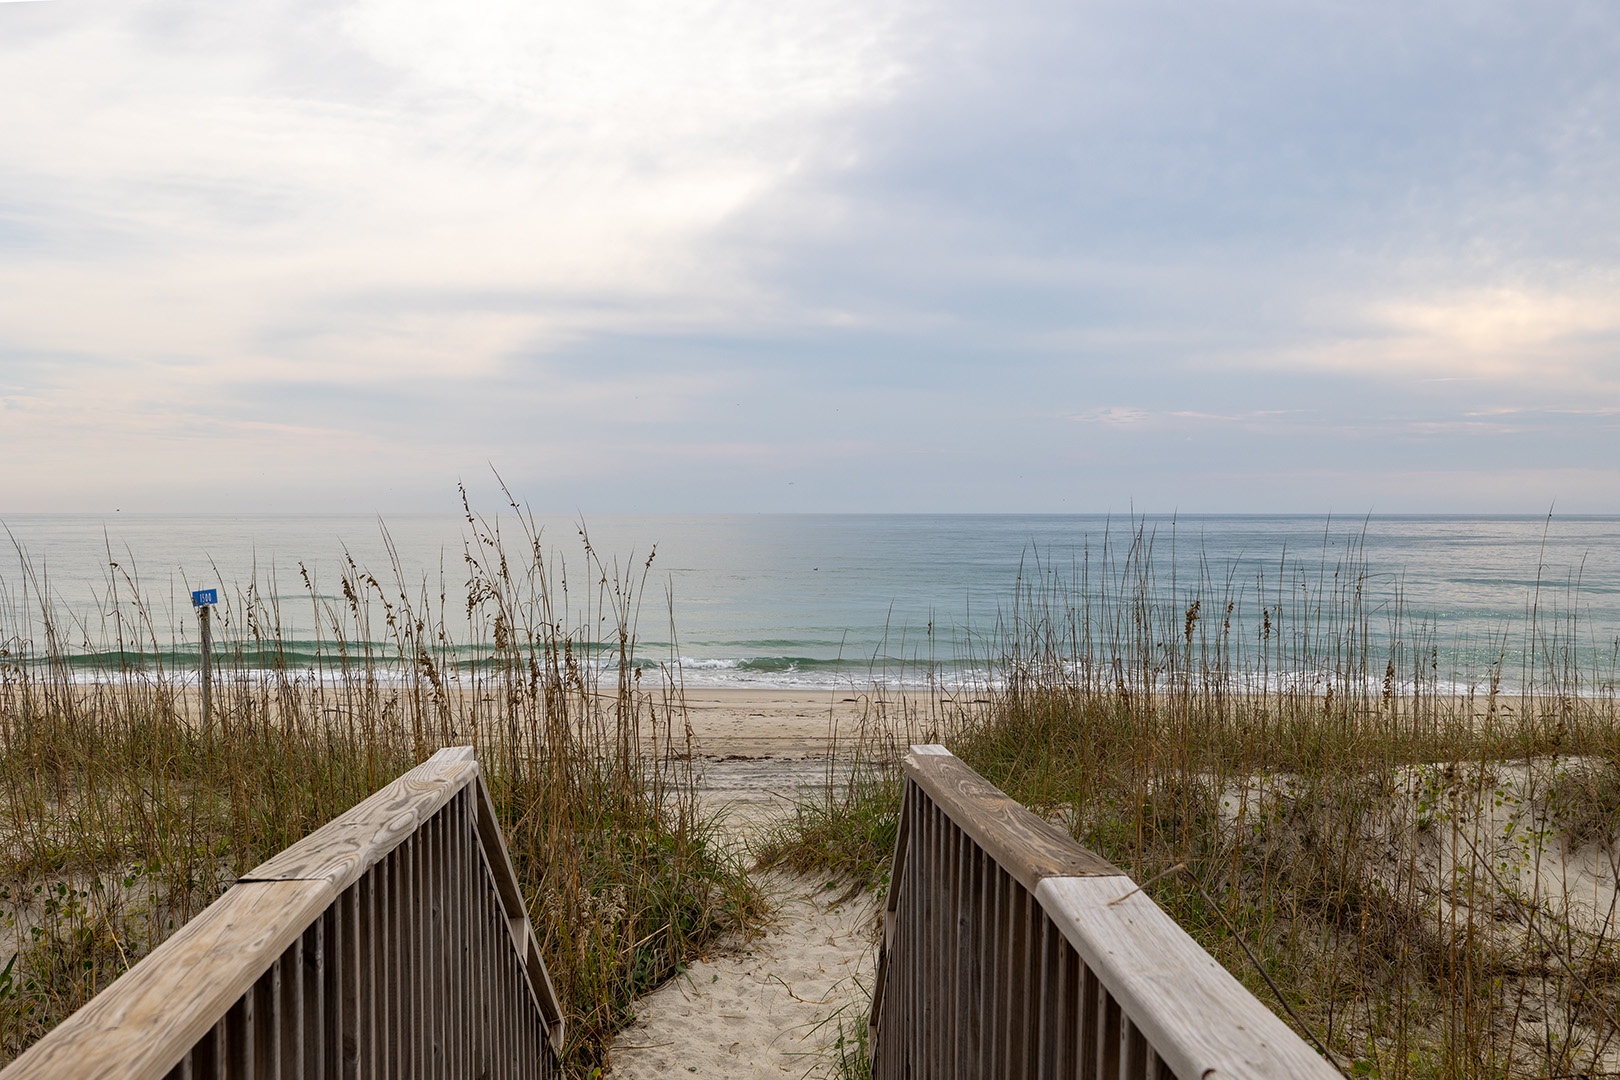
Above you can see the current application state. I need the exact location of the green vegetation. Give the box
[757,685,957,897]
[0,494,762,1075]
[757,759,901,895]
[820,1000,873,1080]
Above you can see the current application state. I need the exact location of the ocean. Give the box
[2,513,1617,692]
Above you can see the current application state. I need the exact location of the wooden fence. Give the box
[0,746,564,1079]
[870,745,1341,1080]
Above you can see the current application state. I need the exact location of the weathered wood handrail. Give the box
[870,745,1340,1079]
[0,746,564,1079]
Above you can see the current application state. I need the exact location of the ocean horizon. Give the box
[3,512,1617,694]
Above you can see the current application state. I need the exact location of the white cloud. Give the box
[340,0,903,128]
[3,0,1620,512]
[1191,278,1620,390]
[1069,406,1149,425]
[1358,285,1620,379]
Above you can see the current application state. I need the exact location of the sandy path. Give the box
[606,871,877,1078]
[609,690,884,1078]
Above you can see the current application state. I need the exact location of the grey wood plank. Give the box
[240,748,477,889]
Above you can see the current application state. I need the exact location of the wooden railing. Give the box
[870,745,1340,1080]
[0,746,564,1079]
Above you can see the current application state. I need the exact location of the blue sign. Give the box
[191,588,219,608]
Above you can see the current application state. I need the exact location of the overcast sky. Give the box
[1,0,1616,514]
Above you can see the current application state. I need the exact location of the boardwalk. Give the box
[0,744,1342,1079]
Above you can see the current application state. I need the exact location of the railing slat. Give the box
[1102,990,1123,1079]
[975,847,993,1080]
[452,793,469,1080]
[1058,928,1079,1077]
[927,798,942,1077]
[425,807,441,1079]
[1036,906,1055,1075]
[338,884,358,1077]
[377,854,392,1079]
[361,869,377,1077]
[305,917,323,1079]
[1124,1018,1150,1079]
[1080,959,1100,1078]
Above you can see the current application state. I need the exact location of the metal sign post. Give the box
[191,589,218,728]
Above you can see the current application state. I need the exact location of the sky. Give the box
[1,0,1617,515]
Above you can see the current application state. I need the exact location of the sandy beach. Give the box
[676,688,877,757]
[667,688,903,830]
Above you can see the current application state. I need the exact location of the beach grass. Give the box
[755,699,912,896]
[0,494,762,1075]
[776,520,1620,1079]
[755,763,900,895]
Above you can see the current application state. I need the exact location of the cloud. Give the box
[1372,287,1620,374]
[0,0,921,511]
[1069,406,1149,425]
[340,0,905,126]
[2,0,1620,512]
[0,0,911,380]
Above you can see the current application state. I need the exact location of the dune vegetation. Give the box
[0,495,761,1074]
[770,522,1620,1080]
[6,505,1619,1079]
